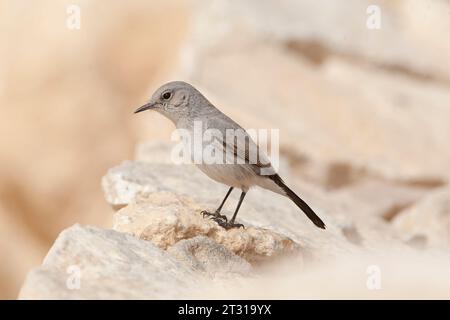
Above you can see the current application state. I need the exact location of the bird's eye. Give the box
[162,91,172,100]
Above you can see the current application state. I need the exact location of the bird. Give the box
[134,81,325,230]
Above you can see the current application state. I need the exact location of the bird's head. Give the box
[134,81,202,124]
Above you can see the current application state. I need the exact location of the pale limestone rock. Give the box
[103,155,409,258]
[114,192,301,264]
[101,161,161,209]
[20,143,439,299]
[331,180,430,220]
[196,251,450,299]
[392,186,450,249]
[167,236,252,277]
[19,225,201,299]
[191,0,450,82]
[101,161,224,209]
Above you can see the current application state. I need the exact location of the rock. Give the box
[18,225,201,299]
[392,186,450,249]
[101,160,228,210]
[101,161,167,210]
[167,236,252,277]
[103,152,408,257]
[104,160,328,250]
[19,224,450,299]
[330,180,431,220]
[191,0,450,82]
[196,250,450,299]
[20,141,446,299]
[114,192,301,264]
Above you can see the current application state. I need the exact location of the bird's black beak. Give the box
[134,102,156,114]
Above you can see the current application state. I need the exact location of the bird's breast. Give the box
[195,162,255,191]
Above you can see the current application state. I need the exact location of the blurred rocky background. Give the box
[1,0,450,298]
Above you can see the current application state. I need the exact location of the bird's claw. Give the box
[211,218,245,230]
[201,210,228,222]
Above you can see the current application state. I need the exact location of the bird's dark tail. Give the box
[269,174,326,229]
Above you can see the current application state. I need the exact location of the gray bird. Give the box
[135,81,325,230]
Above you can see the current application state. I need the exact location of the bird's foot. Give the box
[201,210,228,222]
[211,218,245,230]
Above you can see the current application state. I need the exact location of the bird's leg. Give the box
[202,187,233,221]
[214,191,246,230]
[215,187,234,215]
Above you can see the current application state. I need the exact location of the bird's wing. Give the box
[206,115,275,175]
